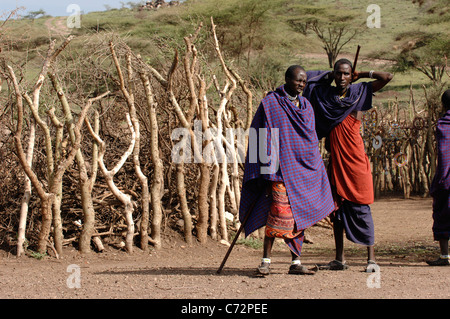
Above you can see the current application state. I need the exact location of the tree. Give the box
[185,0,278,68]
[287,5,359,68]
[24,9,46,20]
[395,34,450,84]
[395,1,449,84]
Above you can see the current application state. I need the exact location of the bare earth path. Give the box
[44,17,71,37]
[0,196,448,306]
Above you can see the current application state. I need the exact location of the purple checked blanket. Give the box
[238,85,334,237]
[303,70,373,139]
[431,110,450,194]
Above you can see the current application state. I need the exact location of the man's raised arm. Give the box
[353,70,393,93]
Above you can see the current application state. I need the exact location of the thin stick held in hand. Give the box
[217,195,260,274]
[217,210,252,274]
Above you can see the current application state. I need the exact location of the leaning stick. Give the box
[217,196,259,274]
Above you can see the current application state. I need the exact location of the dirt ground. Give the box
[0,196,449,304]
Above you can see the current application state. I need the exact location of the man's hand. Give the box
[325,71,335,84]
[352,71,360,83]
[351,70,393,92]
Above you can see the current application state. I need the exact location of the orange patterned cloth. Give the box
[265,182,303,239]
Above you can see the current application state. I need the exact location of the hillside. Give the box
[1,1,448,113]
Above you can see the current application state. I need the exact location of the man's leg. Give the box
[367,245,375,261]
[365,245,380,272]
[439,238,449,256]
[426,238,450,266]
[287,243,316,275]
[339,201,375,271]
[263,236,275,258]
[291,251,300,262]
[257,236,274,275]
[427,190,450,266]
[318,218,348,270]
[333,218,345,262]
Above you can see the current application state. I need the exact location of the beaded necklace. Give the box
[286,92,300,107]
[338,89,348,100]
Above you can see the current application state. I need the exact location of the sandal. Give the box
[426,257,450,266]
[318,259,349,271]
[256,261,270,275]
[288,264,317,275]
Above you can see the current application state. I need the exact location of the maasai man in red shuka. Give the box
[239,66,334,276]
[303,59,393,272]
[427,89,450,266]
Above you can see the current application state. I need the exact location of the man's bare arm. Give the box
[350,71,393,120]
[353,70,393,93]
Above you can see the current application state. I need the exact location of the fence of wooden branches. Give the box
[361,89,441,200]
[0,20,443,258]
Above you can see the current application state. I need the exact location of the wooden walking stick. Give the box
[217,194,261,274]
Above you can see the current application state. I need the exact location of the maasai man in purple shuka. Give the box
[303,59,393,272]
[239,66,334,276]
[427,89,450,266]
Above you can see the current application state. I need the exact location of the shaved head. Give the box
[285,65,306,80]
[334,58,353,72]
